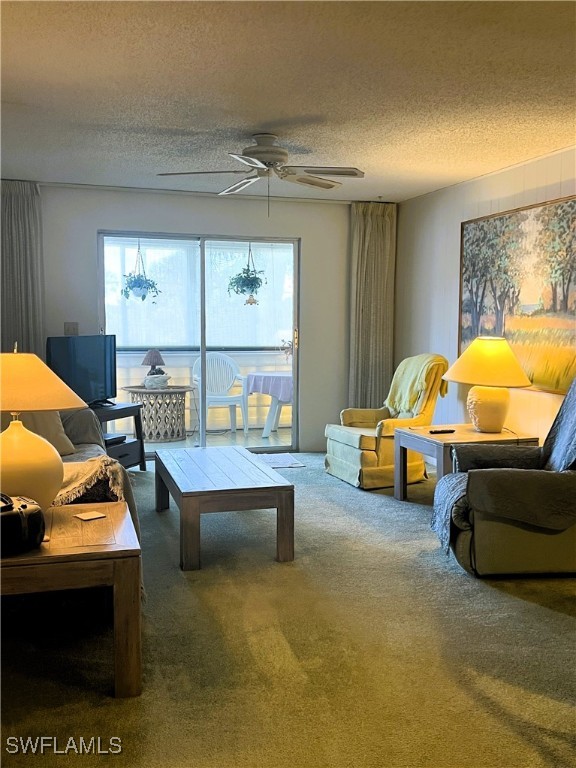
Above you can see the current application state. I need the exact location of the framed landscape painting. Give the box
[460,196,576,394]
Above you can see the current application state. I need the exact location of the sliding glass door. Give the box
[100,232,298,453]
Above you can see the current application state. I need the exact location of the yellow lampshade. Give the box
[0,352,86,412]
[443,337,531,432]
[0,351,87,510]
[442,336,531,388]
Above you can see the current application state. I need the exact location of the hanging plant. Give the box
[121,240,161,301]
[227,244,266,305]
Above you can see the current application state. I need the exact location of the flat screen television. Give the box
[46,334,117,407]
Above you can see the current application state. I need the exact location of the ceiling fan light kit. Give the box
[159,133,365,196]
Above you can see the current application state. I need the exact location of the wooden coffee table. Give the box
[394,424,539,500]
[155,446,294,570]
[1,501,142,697]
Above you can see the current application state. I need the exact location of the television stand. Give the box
[92,402,146,471]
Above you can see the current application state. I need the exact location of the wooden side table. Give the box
[1,501,142,697]
[123,386,193,442]
[92,402,147,470]
[394,424,539,500]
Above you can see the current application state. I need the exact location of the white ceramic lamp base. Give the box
[466,385,509,433]
[0,419,64,510]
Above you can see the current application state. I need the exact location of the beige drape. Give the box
[348,201,397,407]
[1,180,45,355]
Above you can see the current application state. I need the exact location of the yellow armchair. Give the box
[325,353,448,489]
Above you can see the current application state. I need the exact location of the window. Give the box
[100,232,298,447]
[103,234,295,350]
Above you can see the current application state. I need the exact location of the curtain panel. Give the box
[348,201,397,408]
[1,180,45,356]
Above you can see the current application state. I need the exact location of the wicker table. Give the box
[123,386,193,442]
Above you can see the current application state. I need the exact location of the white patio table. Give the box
[245,372,293,438]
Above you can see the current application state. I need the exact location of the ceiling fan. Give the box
[158,133,364,195]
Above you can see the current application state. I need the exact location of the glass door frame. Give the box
[98,230,300,453]
[197,235,300,452]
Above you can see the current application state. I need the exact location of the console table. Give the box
[92,402,146,470]
[394,424,539,500]
[123,386,193,442]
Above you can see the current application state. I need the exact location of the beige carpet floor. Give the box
[2,453,575,767]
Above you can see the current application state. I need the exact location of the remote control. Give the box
[429,428,455,434]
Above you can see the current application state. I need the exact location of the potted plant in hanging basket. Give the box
[121,239,161,301]
[121,273,161,301]
[227,246,266,305]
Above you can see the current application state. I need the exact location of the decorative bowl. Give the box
[143,374,170,389]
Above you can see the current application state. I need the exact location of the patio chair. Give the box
[192,353,248,434]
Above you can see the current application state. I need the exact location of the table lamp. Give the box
[141,348,165,375]
[442,336,531,432]
[142,348,170,389]
[0,350,87,510]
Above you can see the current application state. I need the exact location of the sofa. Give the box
[1,408,141,539]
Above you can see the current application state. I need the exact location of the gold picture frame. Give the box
[460,195,576,394]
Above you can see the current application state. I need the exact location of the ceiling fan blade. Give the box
[218,175,261,196]
[281,173,341,190]
[229,153,268,169]
[282,166,364,178]
[157,170,249,177]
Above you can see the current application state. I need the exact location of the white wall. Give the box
[41,148,574,451]
[396,147,576,442]
[40,187,350,451]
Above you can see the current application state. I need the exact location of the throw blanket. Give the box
[55,455,125,506]
[385,354,448,414]
[431,472,469,553]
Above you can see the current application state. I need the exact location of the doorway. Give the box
[99,232,299,454]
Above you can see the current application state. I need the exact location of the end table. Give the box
[123,386,193,442]
[394,424,539,501]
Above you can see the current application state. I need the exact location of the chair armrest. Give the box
[60,408,106,449]
[467,469,576,531]
[452,444,542,472]
[376,414,429,438]
[340,406,391,427]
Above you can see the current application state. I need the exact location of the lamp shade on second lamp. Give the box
[443,336,531,432]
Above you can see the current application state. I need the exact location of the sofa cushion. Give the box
[1,411,75,456]
[63,443,107,463]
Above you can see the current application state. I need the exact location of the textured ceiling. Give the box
[2,1,575,202]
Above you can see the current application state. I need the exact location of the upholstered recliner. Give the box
[325,353,449,489]
[432,377,576,577]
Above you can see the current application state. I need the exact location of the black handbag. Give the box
[0,493,45,556]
